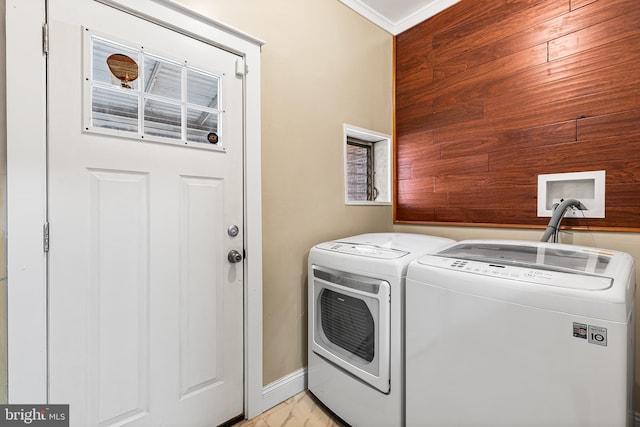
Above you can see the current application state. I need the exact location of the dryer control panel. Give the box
[316,242,409,259]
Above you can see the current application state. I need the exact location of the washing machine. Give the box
[405,240,635,427]
[308,233,455,427]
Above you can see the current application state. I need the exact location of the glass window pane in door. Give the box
[144,99,181,139]
[92,37,139,90]
[143,55,182,100]
[186,109,219,144]
[187,70,219,109]
[92,86,139,132]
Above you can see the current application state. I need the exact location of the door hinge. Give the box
[42,23,49,55]
[43,222,50,253]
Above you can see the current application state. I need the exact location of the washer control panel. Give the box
[425,257,612,290]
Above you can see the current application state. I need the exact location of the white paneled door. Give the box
[47,1,244,426]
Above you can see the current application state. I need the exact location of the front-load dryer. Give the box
[405,240,635,427]
[308,233,455,427]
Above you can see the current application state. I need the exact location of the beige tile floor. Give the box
[233,391,347,427]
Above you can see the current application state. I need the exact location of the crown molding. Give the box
[339,0,461,35]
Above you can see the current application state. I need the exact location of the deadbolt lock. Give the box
[228,225,239,237]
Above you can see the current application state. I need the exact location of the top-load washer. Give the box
[308,233,455,427]
[405,240,635,427]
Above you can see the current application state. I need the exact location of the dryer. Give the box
[405,240,635,427]
[308,233,454,427]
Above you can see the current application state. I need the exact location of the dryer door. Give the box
[311,265,391,393]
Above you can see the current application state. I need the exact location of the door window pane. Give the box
[144,99,182,139]
[92,86,139,132]
[187,70,219,109]
[144,55,182,101]
[92,37,140,90]
[187,109,219,144]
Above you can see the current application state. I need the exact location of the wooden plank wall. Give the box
[394,0,640,230]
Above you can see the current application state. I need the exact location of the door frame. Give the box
[6,0,265,419]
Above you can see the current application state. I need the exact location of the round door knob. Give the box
[228,249,243,263]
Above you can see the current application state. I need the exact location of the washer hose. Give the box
[540,198,586,243]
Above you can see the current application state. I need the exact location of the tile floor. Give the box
[233,391,347,427]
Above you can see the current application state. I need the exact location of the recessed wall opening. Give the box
[343,124,391,206]
[537,170,606,218]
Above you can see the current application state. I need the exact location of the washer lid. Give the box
[315,242,409,259]
[437,242,613,275]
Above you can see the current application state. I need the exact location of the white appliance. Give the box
[405,240,635,427]
[308,233,455,427]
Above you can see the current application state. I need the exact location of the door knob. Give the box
[228,249,243,263]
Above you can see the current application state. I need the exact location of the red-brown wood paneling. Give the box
[395,0,640,230]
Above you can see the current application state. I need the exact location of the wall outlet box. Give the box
[537,170,605,218]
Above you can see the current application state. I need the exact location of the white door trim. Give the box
[6,0,265,419]
[6,0,48,404]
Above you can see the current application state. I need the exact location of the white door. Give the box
[47,1,244,426]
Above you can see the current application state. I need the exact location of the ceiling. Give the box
[339,0,461,35]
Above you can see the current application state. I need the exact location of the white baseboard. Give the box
[261,368,308,413]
